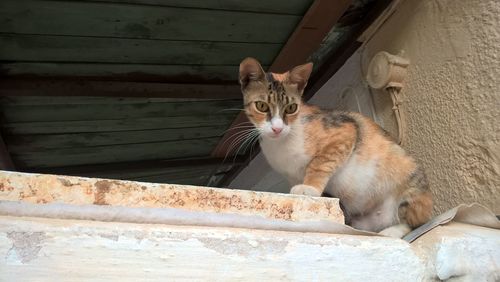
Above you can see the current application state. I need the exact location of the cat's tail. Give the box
[400,166,433,228]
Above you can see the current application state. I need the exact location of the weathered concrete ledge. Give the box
[0,171,343,224]
[1,216,498,281]
[0,215,425,281]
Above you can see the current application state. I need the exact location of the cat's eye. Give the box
[255,101,269,112]
[284,103,298,114]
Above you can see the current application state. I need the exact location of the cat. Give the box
[238,57,433,237]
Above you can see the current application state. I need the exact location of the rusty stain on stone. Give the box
[269,202,294,220]
[58,178,73,187]
[94,180,112,205]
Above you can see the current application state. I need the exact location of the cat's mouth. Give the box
[266,131,286,139]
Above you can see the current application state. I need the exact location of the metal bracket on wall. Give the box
[366,51,409,145]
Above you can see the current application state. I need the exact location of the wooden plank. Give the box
[0,63,243,83]
[0,0,300,43]
[304,0,393,100]
[132,174,210,186]
[270,0,353,72]
[100,164,218,181]
[85,166,220,183]
[5,126,225,152]
[212,0,353,158]
[0,34,281,65]
[0,79,243,99]
[129,167,216,184]
[11,137,221,168]
[74,0,313,15]
[0,96,229,106]
[1,99,242,122]
[2,114,236,135]
[30,157,243,178]
[0,134,15,171]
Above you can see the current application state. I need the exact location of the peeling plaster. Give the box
[6,231,46,264]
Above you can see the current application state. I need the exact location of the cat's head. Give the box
[239,57,313,139]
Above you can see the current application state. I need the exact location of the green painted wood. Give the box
[12,137,221,168]
[3,114,236,134]
[1,99,242,122]
[87,164,222,181]
[0,34,281,65]
[31,157,239,178]
[131,174,210,186]
[128,166,216,181]
[0,0,301,43]
[0,63,242,82]
[75,0,313,15]
[0,96,233,106]
[0,80,243,99]
[6,126,225,152]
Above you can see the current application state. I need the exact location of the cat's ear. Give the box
[239,57,266,89]
[287,62,313,93]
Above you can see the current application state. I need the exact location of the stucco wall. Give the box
[232,0,499,215]
[361,0,500,213]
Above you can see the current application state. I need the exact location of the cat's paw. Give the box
[379,224,411,238]
[290,184,321,197]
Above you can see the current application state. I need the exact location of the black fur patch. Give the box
[409,167,430,191]
[321,113,356,128]
[301,113,321,123]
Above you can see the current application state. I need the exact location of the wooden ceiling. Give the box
[0,0,389,187]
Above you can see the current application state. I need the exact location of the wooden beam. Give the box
[303,0,394,100]
[211,0,353,158]
[0,133,15,171]
[269,0,353,73]
[0,79,241,99]
[26,157,245,178]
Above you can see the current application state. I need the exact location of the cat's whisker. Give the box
[219,128,256,148]
[232,131,260,163]
[216,108,245,113]
[225,129,260,162]
[223,130,257,162]
[226,132,251,153]
[245,133,261,159]
[221,125,255,134]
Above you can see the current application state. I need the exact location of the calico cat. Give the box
[239,57,433,237]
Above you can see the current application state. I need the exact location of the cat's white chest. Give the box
[260,132,310,185]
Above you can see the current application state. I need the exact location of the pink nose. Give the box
[272,127,282,134]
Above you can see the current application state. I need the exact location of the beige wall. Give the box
[232,0,499,215]
[362,0,500,213]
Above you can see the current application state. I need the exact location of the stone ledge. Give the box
[0,171,344,224]
[0,216,424,281]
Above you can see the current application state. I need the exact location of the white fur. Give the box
[270,116,283,130]
[260,121,310,185]
[259,120,400,233]
[327,155,378,213]
[261,116,290,138]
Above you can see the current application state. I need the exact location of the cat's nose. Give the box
[272,127,283,134]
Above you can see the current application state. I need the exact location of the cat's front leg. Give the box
[290,149,350,197]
